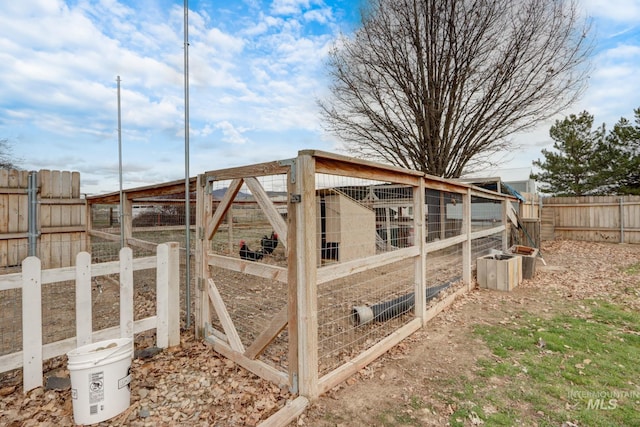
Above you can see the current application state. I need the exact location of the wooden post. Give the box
[119,247,134,339]
[501,199,508,250]
[226,209,233,255]
[122,197,133,247]
[385,207,391,248]
[75,251,92,346]
[286,165,299,392]
[462,189,472,289]
[157,242,180,348]
[22,256,43,393]
[84,200,92,255]
[439,191,446,240]
[294,154,318,398]
[619,197,625,244]
[414,179,426,324]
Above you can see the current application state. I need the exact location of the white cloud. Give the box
[304,7,333,24]
[215,121,250,144]
[271,0,313,16]
[582,0,640,22]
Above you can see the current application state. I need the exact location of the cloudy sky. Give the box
[1,0,638,194]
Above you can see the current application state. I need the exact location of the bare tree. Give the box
[319,0,592,177]
[0,139,21,170]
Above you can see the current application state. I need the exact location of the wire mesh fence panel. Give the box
[179,256,197,329]
[90,197,197,329]
[317,259,415,376]
[425,189,465,242]
[315,174,413,265]
[90,204,120,231]
[89,238,122,263]
[91,274,121,332]
[426,242,464,288]
[471,232,504,259]
[132,202,192,228]
[0,288,21,357]
[41,281,76,345]
[314,174,420,375]
[471,195,503,232]
[209,175,288,261]
[208,266,289,372]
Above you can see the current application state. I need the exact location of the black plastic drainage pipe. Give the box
[351,280,456,326]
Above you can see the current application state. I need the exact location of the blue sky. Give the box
[0,0,638,194]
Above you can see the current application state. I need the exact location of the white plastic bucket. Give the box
[67,338,133,425]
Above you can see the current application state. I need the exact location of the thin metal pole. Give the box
[184,0,191,328]
[117,76,124,249]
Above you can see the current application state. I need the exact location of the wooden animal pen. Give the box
[194,149,515,414]
[0,169,85,270]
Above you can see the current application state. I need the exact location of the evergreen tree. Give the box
[605,108,640,195]
[532,111,605,196]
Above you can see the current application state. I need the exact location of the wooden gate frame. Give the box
[195,161,293,388]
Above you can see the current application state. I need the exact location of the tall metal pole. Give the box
[184,0,191,328]
[117,76,124,249]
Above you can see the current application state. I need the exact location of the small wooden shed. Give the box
[316,189,376,264]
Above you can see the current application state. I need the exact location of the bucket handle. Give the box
[92,343,131,365]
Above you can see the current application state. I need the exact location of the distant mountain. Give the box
[212,188,250,200]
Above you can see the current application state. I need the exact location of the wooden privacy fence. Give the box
[194,149,516,423]
[0,169,86,270]
[542,195,640,243]
[0,242,180,393]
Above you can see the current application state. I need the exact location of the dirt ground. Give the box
[1,240,639,426]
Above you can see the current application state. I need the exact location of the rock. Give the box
[45,376,70,390]
[138,388,149,399]
[135,346,163,360]
[139,406,151,418]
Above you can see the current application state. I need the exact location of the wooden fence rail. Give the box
[542,195,640,243]
[0,242,180,393]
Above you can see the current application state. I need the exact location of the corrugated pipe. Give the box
[351,280,456,326]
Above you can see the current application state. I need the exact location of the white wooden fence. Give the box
[0,242,181,393]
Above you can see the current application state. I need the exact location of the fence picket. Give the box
[1,244,179,393]
[22,256,43,392]
[119,247,134,340]
[156,242,180,348]
[75,252,92,346]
